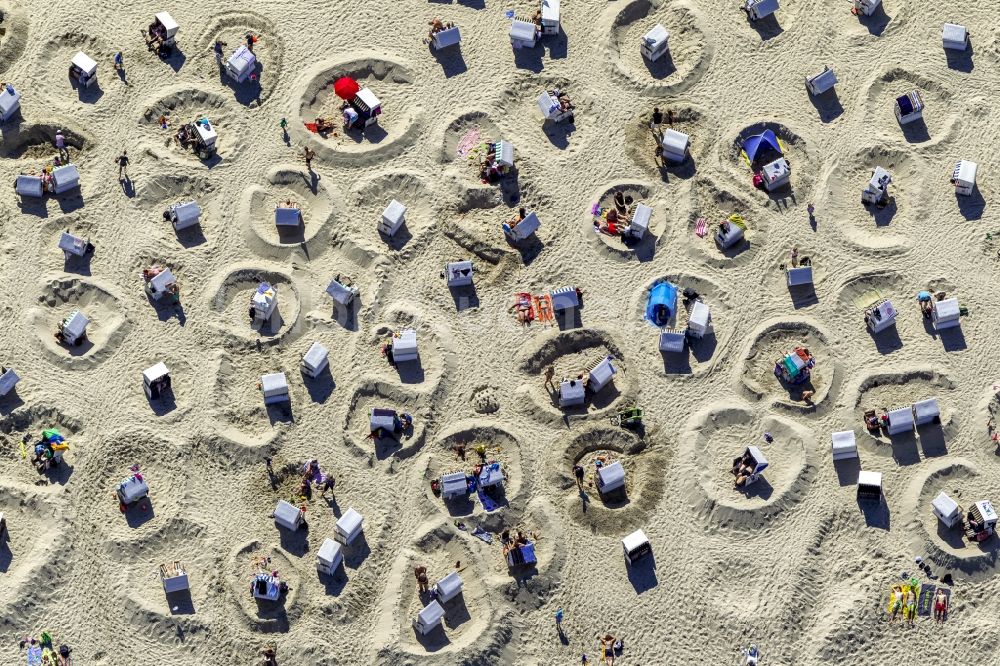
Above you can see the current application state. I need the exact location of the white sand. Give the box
[2,0,1000,664]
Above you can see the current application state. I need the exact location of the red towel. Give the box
[304,123,319,133]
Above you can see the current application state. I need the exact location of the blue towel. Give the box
[478,488,498,512]
[472,527,493,544]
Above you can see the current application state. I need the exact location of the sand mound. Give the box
[681,177,761,266]
[207,266,300,344]
[342,380,429,462]
[588,182,667,262]
[140,87,234,165]
[345,170,437,254]
[424,423,526,519]
[227,541,302,632]
[368,308,450,390]
[608,0,711,95]
[720,121,813,207]
[739,318,835,410]
[623,105,703,184]
[295,56,421,164]
[865,68,958,146]
[194,11,284,107]
[29,276,130,368]
[240,166,338,259]
[682,404,816,528]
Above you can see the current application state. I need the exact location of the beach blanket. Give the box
[471,526,493,544]
[477,488,499,512]
[533,294,554,324]
[304,122,319,133]
[457,128,481,158]
[27,647,42,666]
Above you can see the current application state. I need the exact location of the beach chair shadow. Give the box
[718,238,750,258]
[936,521,966,549]
[512,236,543,266]
[222,62,263,107]
[165,49,187,74]
[276,223,306,245]
[866,198,897,226]
[858,5,891,36]
[380,224,413,250]
[542,120,574,149]
[900,119,930,144]
[748,15,783,41]
[414,622,450,651]
[125,499,156,528]
[395,358,425,385]
[661,349,692,375]
[0,391,25,416]
[658,157,697,183]
[642,51,676,80]
[890,431,921,466]
[499,169,522,205]
[344,533,371,569]
[450,284,479,312]
[555,308,581,331]
[17,199,49,218]
[319,565,348,596]
[690,332,717,363]
[545,32,568,60]
[63,252,93,276]
[457,0,486,7]
[166,589,196,615]
[73,79,104,104]
[739,477,773,500]
[626,552,658,594]
[431,45,468,78]
[858,496,890,530]
[938,327,967,352]
[304,367,335,404]
[869,326,903,355]
[808,89,844,123]
[956,188,985,221]
[64,337,94,357]
[148,392,177,416]
[252,598,289,631]
[588,385,621,410]
[444,494,475,517]
[834,457,861,487]
[945,41,974,72]
[512,45,543,73]
[917,422,947,457]
[788,283,818,309]
[277,522,309,557]
[332,299,360,331]
[444,593,472,629]
[175,223,207,247]
[0,542,11,573]
[266,400,294,425]
[56,194,84,215]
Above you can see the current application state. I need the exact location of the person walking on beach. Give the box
[55,130,68,161]
[555,607,564,635]
[116,150,130,181]
[303,146,315,171]
[213,40,227,63]
[319,473,335,499]
[573,464,584,487]
[649,107,664,140]
[544,365,556,392]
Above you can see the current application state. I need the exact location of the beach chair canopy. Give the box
[355,88,381,111]
[15,174,44,198]
[0,368,20,396]
[974,500,998,525]
[550,286,579,310]
[435,571,463,602]
[952,160,977,188]
[762,158,790,189]
[118,474,149,504]
[629,204,653,238]
[511,19,537,43]
[645,281,678,326]
[326,279,357,306]
[541,0,560,25]
[806,67,837,95]
[688,301,711,332]
[160,562,189,593]
[392,328,418,356]
[933,297,960,321]
[831,430,858,461]
[317,537,343,572]
[446,260,474,286]
[746,446,768,474]
[659,329,686,352]
[643,24,668,50]
[302,341,329,375]
[194,121,217,145]
[155,11,179,37]
[148,268,176,294]
[252,572,281,600]
[62,310,90,339]
[415,600,445,632]
[170,200,201,226]
[479,462,503,487]
[537,91,559,118]
[912,398,940,425]
[886,406,913,433]
[787,266,813,286]
[227,46,256,78]
[932,492,959,521]
[434,26,461,49]
[857,470,882,489]
[895,91,923,116]
[746,0,779,17]
[497,140,514,167]
[942,23,968,50]
[867,299,896,321]
[51,164,80,193]
[622,529,650,559]
[275,206,301,226]
[273,500,302,530]
[261,372,289,398]
[336,507,364,542]
[441,471,468,497]
[588,356,616,392]
[742,130,783,166]
[559,379,586,406]
[507,212,540,240]
[143,362,170,385]
[0,86,21,120]
[661,129,689,156]
[59,232,88,257]
[370,407,398,432]
[597,461,625,491]
[71,52,98,76]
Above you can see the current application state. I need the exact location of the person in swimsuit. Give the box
[934,589,948,622]
[889,585,903,623]
[905,589,917,626]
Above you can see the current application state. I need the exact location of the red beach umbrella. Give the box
[333,77,360,100]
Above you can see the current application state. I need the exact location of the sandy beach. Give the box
[2,0,1000,664]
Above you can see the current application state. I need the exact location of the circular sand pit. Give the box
[588,182,667,262]
[240,166,338,257]
[368,312,448,389]
[684,405,815,526]
[0,484,71,604]
[196,11,284,107]
[0,405,82,486]
[30,276,131,368]
[681,177,761,266]
[739,319,834,409]
[822,145,925,252]
[211,350,297,438]
[207,266,299,344]
[556,426,666,534]
[439,110,503,165]
[623,106,703,183]
[395,522,494,654]
[136,171,217,210]
[721,122,813,205]
[632,273,726,376]
[140,88,235,164]
[916,462,1000,576]
[0,121,93,161]
[296,56,421,163]
[865,68,957,146]
[517,329,631,419]
[347,171,437,252]
[228,541,301,632]
[343,380,429,462]
[852,369,956,453]
[424,423,525,519]
[609,0,711,95]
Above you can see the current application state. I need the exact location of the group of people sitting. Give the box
[427,18,455,41]
[594,192,634,236]
[917,290,947,317]
[731,450,757,488]
[549,88,574,112]
[313,116,337,133]
[292,458,335,501]
[477,141,509,183]
[143,19,170,53]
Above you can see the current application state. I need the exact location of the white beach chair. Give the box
[168,201,201,230]
[379,200,406,237]
[414,600,446,634]
[744,0,779,21]
[391,329,419,363]
[805,67,837,96]
[154,12,179,46]
[640,24,669,62]
[622,529,651,565]
[0,84,21,121]
[541,0,560,35]
[761,158,790,191]
[59,232,90,260]
[861,167,891,205]
[853,0,881,16]
[627,204,653,241]
[117,474,150,506]
[335,507,364,545]
[440,471,468,500]
[931,297,961,331]
[831,431,858,461]
[225,45,256,83]
[942,23,969,51]
[951,160,977,196]
[864,299,897,333]
[142,362,171,400]
[274,500,303,531]
[857,470,882,500]
[275,205,301,227]
[434,571,464,603]
[596,461,625,496]
[70,52,98,88]
[687,301,712,338]
[715,222,745,249]
[261,372,289,405]
[301,341,329,378]
[316,537,344,575]
[558,379,585,407]
[894,91,924,125]
[503,211,540,242]
[660,129,690,163]
[912,398,940,426]
[145,269,176,301]
[432,26,461,50]
[586,356,616,394]
[15,174,44,198]
[0,368,20,397]
[160,561,189,593]
[61,310,89,345]
[931,491,961,528]
[786,266,813,286]
[445,261,474,288]
[510,19,539,49]
[252,283,278,323]
[537,91,572,122]
[885,406,914,435]
[51,165,80,194]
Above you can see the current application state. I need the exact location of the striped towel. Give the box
[694,218,708,237]
[457,127,481,157]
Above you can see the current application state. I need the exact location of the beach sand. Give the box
[2,0,1000,664]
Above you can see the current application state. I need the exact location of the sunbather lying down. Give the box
[279,199,300,209]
